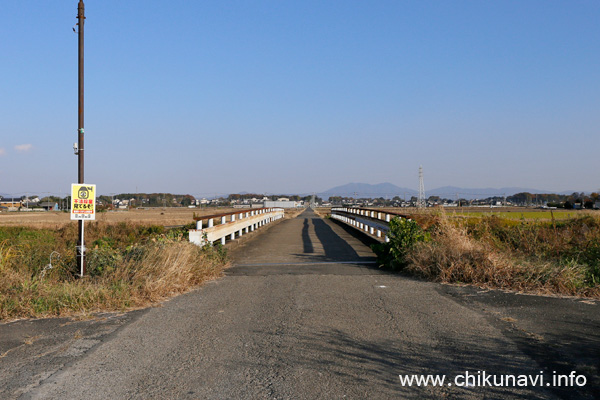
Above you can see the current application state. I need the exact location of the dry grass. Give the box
[312,207,332,218]
[0,207,237,229]
[284,208,307,219]
[0,223,228,320]
[403,211,600,298]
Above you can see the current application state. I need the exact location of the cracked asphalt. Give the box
[1,208,598,399]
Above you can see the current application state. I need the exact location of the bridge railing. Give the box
[189,208,285,246]
[330,207,410,242]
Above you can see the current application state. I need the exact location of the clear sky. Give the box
[1,1,599,198]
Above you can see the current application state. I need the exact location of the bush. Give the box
[86,246,122,277]
[371,217,430,270]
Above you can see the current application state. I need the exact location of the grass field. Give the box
[367,206,594,222]
[447,210,583,221]
[0,207,238,228]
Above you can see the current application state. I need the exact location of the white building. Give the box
[264,200,301,208]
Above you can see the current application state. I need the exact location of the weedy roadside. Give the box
[0,222,228,320]
[372,211,600,298]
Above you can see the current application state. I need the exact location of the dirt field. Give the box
[0,207,238,228]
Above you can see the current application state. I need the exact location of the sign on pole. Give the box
[71,183,96,220]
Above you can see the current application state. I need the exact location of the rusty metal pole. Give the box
[77,0,86,276]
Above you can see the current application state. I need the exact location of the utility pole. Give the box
[76,0,86,276]
[418,166,425,208]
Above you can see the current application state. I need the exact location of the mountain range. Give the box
[317,183,580,201]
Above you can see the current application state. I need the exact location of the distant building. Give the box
[0,198,22,210]
[40,202,59,211]
[264,200,301,208]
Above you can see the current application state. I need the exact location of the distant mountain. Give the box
[318,182,417,199]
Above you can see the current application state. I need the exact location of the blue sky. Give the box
[1,1,599,198]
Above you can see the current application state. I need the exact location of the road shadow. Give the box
[302,218,314,254]
[439,284,600,399]
[312,218,362,260]
[291,216,378,266]
[238,326,589,399]
[327,216,382,249]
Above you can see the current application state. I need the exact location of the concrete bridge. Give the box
[2,208,599,399]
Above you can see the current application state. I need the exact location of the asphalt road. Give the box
[2,208,598,399]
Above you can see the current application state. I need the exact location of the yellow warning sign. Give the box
[71,183,96,220]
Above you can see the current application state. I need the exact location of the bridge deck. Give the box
[228,208,383,276]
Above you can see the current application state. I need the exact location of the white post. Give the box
[221,237,226,245]
[80,221,85,277]
[196,220,202,230]
[208,218,214,228]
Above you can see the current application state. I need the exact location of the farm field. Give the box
[367,207,594,221]
[0,207,238,228]
[447,209,584,221]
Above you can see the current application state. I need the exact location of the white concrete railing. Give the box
[189,208,285,246]
[330,207,409,243]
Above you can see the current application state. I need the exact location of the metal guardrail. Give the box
[189,207,285,246]
[330,207,410,242]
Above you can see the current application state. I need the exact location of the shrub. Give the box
[371,217,430,270]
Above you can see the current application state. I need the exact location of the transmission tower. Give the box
[418,166,425,208]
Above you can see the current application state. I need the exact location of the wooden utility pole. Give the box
[76,0,86,275]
